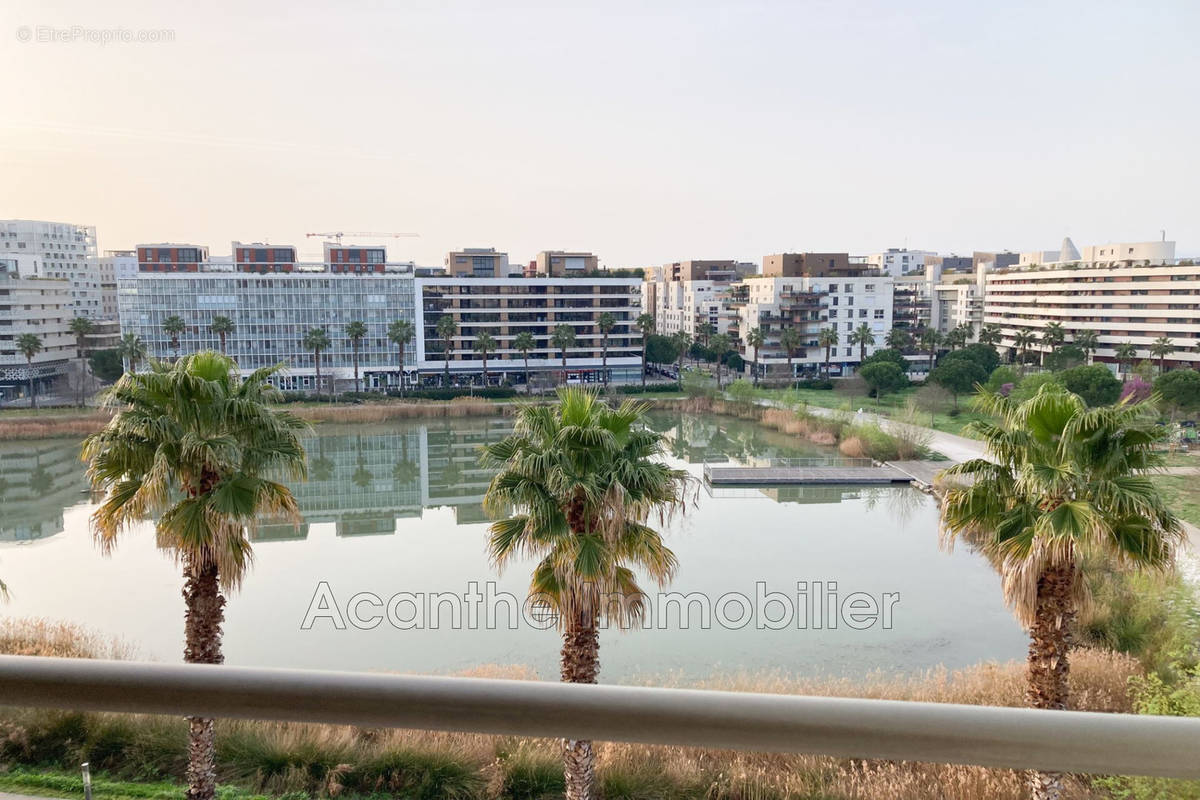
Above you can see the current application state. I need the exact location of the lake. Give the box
[0,412,1026,682]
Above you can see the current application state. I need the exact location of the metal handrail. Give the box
[0,656,1196,778]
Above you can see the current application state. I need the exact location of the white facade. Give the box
[0,220,102,319]
[94,250,138,319]
[1018,237,1175,268]
[867,248,936,277]
[0,258,75,398]
[650,279,735,338]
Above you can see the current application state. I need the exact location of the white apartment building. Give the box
[733,274,893,379]
[94,250,138,319]
[867,248,936,277]
[0,220,102,320]
[651,280,735,338]
[1017,237,1175,269]
[414,276,643,384]
[0,259,75,400]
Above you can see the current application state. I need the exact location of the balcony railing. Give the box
[0,656,1197,779]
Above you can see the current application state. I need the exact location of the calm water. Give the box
[0,413,1026,682]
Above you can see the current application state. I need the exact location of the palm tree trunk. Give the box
[353,346,360,393]
[1026,560,1075,800]
[314,353,322,399]
[482,353,489,385]
[787,355,793,387]
[561,352,567,386]
[641,335,647,388]
[219,333,226,354]
[26,358,36,410]
[560,612,600,800]
[444,354,451,388]
[524,355,531,395]
[182,556,225,800]
[602,337,608,388]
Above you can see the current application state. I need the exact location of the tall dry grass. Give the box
[0,412,111,441]
[0,618,134,660]
[291,398,507,424]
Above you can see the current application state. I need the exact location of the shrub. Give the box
[1058,364,1122,407]
[859,361,908,398]
[983,365,1020,394]
[1155,368,1200,417]
[1121,376,1154,404]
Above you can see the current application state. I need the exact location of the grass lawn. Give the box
[0,769,277,800]
[750,385,989,437]
[1150,475,1200,529]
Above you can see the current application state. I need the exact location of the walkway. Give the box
[704,462,910,486]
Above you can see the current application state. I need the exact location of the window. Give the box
[874,309,884,319]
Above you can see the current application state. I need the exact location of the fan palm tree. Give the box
[513,331,536,395]
[944,324,969,352]
[636,313,655,388]
[780,328,803,387]
[1150,336,1176,374]
[83,352,308,800]
[1013,330,1037,372]
[1073,329,1099,365]
[435,314,458,388]
[710,333,731,388]
[386,320,415,396]
[745,327,765,386]
[671,330,691,383]
[209,316,234,354]
[473,331,497,385]
[162,315,187,360]
[818,327,839,377]
[849,322,874,363]
[597,312,615,387]
[978,324,1002,347]
[1115,341,1138,376]
[940,387,1181,800]
[481,389,690,800]
[885,327,910,352]
[16,333,43,409]
[919,327,941,371]
[552,324,576,386]
[69,316,95,407]
[345,321,368,393]
[119,333,148,375]
[303,327,331,398]
[1040,322,1067,366]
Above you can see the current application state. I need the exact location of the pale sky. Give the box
[3,0,1198,265]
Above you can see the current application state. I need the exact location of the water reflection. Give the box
[0,440,88,542]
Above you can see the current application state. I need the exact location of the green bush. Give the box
[1058,364,1122,407]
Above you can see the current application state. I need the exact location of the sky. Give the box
[2,0,1199,265]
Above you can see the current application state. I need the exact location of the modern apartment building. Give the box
[94,250,138,319]
[533,250,600,277]
[984,239,1198,369]
[762,252,855,278]
[414,276,643,384]
[233,242,298,273]
[0,219,101,319]
[0,259,75,400]
[643,259,756,339]
[867,248,936,277]
[443,248,517,278]
[136,244,211,273]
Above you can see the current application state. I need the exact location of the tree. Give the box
[436,315,458,388]
[919,328,941,370]
[978,324,1002,347]
[834,374,867,407]
[943,343,1001,377]
[670,330,691,381]
[940,388,1181,800]
[697,322,716,347]
[1058,364,1122,407]
[119,333,147,374]
[345,321,368,393]
[552,324,577,385]
[481,389,690,800]
[944,324,969,352]
[849,322,875,363]
[473,331,497,385]
[209,316,234,354]
[859,361,908,399]
[928,358,987,407]
[88,349,124,383]
[16,333,43,409]
[1013,330,1037,372]
[303,327,331,398]
[914,383,952,426]
[69,316,95,407]
[745,327,765,386]
[635,314,655,388]
[1044,344,1086,373]
[645,334,678,367]
[597,312,615,387]
[885,327,911,352]
[861,347,907,370]
[1040,322,1067,365]
[779,328,803,387]
[1073,329,1099,365]
[83,352,308,800]
[163,315,187,360]
[818,328,839,378]
[984,365,1021,395]
[1115,341,1138,376]
[710,333,731,388]
[386,320,415,396]
[513,331,536,395]
[1155,368,1200,419]
[1149,336,1176,374]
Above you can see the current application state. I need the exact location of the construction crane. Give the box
[305,231,420,245]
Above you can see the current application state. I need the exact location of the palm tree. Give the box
[386,320,415,396]
[552,324,576,386]
[1115,341,1138,376]
[849,322,874,363]
[697,322,716,347]
[162,315,187,360]
[69,316,95,407]
[1013,330,1037,371]
[671,330,691,383]
[885,327,910,352]
[513,331,536,395]
[1040,322,1066,366]
[636,313,655,388]
[303,327,331,398]
[978,324,1002,347]
[1150,336,1176,374]
[119,333,148,374]
[83,352,307,800]
[919,327,941,371]
[818,327,839,377]
[1073,329,1099,365]
[745,327,765,386]
[481,389,690,800]
[345,321,368,393]
[597,312,615,387]
[779,328,802,387]
[940,387,1181,800]
[944,324,969,352]
[16,333,42,409]
[473,331,497,385]
[209,316,234,354]
[710,333,731,388]
[436,314,458,388]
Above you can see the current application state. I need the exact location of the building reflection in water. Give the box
[0,440,89,543]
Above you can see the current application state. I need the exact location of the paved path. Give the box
[705,464,910,485]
